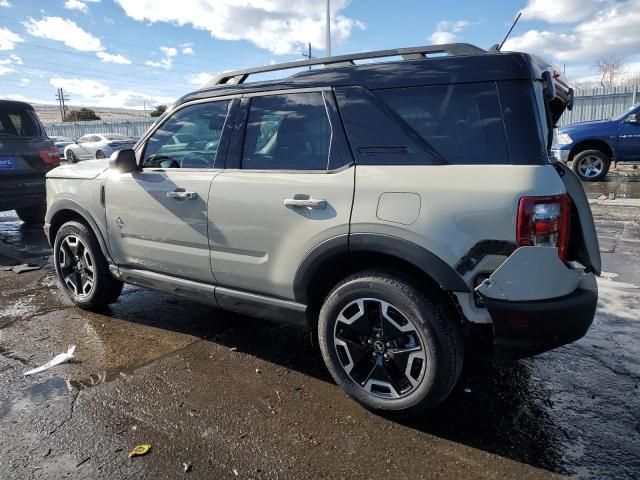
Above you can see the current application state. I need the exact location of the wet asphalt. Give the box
[0,167,639,479]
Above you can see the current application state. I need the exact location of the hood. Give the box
[46,159,110,180]
[560,118,613,132]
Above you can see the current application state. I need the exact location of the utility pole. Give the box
[55,88,70,122]
[301,43,314,70]
[326,0,331,57]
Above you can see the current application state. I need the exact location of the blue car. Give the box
[551,103,640,181]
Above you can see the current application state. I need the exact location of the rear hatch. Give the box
[533,58,601,274]
[0,102,59,179]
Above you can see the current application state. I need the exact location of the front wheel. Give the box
[66,150,77,163]
[53,221,123,309]
[572,149,610,181]
[318,272,463,416]
[95,150,105,159]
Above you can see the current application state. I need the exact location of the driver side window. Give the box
[142,100,231,169]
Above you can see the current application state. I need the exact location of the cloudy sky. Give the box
[0,0,639,109]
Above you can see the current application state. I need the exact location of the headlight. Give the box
[556,133,573,145]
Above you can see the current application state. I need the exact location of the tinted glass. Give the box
[0,107,40,137]
[376,83,509,165]
[242,92,331,170]
[143,100,230,169]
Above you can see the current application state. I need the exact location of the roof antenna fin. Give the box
[495,12,522,52]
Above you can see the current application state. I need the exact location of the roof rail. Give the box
[202,43,486,88]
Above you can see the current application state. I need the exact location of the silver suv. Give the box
[44,44,601,416]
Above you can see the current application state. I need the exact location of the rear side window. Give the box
[242,92,331,171]
[0,107,40,137]
[376,83,509,165]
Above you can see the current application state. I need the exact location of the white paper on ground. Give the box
[23,345,76,376]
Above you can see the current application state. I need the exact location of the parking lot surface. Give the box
[0,171,639,479]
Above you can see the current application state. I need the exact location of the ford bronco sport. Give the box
[44,44,600,415]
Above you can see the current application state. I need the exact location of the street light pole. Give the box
[326,0,331,57]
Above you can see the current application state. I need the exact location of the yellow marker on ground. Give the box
[128,444,151,458]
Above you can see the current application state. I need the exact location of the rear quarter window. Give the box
[375,83,509,165]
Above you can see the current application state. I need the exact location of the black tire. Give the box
[53,221,123,309]
[96,150,105,159]
[318,271,463,416]
[15,205,46,225]
[66,150,77,163]
[572,149,610,182]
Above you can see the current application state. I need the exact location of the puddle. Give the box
[0,377,69,420]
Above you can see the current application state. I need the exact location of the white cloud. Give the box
[96,51,132,64]
[145,46,177,69]
[429,20,471,44]
[0,27,23,50]
[0,0,12,7]
[114,0,364,55]
[520,0,611,24]
[23,16,132,65]
[64,0,89,13]
[187,72,215,86]
[182,46,193,54]
[20,77,30,85]
[49,77,174,109]
[0,53,22,75]
[24,17,102,52]
[504,0,640,62]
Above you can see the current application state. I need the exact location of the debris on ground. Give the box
[128,444,152,458]
[233,469,239,476]
[255,368,261,374]
[11,263,44,274]
[229,347,238,352]
[182,462,192,473]
[76,457,91,468]
[23,345,76,376]
[463,387,472,394]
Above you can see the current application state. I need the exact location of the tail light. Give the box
[517,195,571,260]
[38,147,61,165]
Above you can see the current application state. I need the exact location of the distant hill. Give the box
[32,103,150,124]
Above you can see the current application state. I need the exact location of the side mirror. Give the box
[109,149,139,173]
[626,113,639,124]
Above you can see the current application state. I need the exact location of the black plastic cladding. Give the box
[175,52,541,107]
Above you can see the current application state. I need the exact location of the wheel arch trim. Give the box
[293,233,470,303]
[46,200,114,264]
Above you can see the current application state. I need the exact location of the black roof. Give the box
[177,43,553,107]
[0,99,36,110]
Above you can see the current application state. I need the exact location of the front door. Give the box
[208,90,355,300]
[106,98,234,283]
[618,108,640,161]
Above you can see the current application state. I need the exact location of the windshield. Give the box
[613,103,640,121]
[0,107,41,138]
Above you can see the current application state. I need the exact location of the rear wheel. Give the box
[572,149,610,181]
[96,150,105,159]
[54,221,123,309]
[318,271,463,416]
[66,150,77,163]
[15,205,46,225]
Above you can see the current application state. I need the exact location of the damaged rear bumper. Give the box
[476,246,598,357]
[482,284,597,357]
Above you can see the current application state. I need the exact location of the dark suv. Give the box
[0,100,60,223]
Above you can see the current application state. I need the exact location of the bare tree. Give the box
[594,54,625,87]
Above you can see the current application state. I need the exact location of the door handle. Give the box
[283,197,327,209]
[167,190,197,200]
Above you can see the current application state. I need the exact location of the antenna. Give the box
[497,12,521,51]
[325,0,331,56]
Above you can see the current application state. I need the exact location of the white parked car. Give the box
[64,133,136,162]
[49,136,74,159]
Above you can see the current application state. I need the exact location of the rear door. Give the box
[208,90,354,300]
[106,98,236,283]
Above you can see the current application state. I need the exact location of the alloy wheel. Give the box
[58,235,95,297]
[577,155,604,178]
[333,298,426,399]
